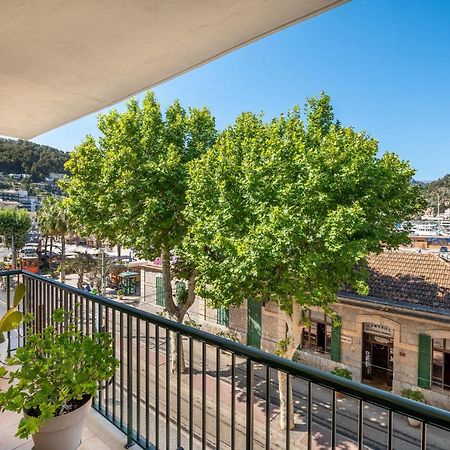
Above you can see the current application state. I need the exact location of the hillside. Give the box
[421,174,450,213]
[0,138,69,182]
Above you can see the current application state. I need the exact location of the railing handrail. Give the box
[3,269,450,430]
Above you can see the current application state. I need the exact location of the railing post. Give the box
[125,314,134,448]
[6,274,11,357]
[246,359,254,450]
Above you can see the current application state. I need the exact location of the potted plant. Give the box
[0,308,118,450]
[0,283,25,363]
[331,366,353,399]
[400,388,426,427]
[116,288,125,301]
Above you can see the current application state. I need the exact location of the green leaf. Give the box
[0,310,23,333]
[13,283,26,308]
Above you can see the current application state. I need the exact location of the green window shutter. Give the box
[418,334,431,389]
[156,276,164,306]
[217,307,229,326]
[247,299,262,349]
[331,320,341,362]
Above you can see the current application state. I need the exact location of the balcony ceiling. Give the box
[0,0,346,140]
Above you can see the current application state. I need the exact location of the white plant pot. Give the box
[408,417,421,428]
[25,396,92,450]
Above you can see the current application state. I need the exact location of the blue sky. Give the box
[33,0,450,181]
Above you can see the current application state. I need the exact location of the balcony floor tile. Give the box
[0,408,130,450]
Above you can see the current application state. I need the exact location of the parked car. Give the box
[439,246,448,253]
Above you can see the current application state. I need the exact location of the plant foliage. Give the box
[185,93,425,314]
[0,309,118,439]
[331,366,353,380]
[0,209,32,252]
[400,388,426,403]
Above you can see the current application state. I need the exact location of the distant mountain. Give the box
[0,138,69,182]
[420,174,450,213]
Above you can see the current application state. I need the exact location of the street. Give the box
[1,277,450,450]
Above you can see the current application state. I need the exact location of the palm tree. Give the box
[37,197,72,282]
[36,201,53,266]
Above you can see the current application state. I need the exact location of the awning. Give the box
[0,0,347,139]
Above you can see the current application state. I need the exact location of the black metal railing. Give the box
[1,269,450,450]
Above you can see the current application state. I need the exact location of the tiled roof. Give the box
[342,251,450,310]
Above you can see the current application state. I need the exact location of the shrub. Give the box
[331,366,353,380]
[400,389,425,403]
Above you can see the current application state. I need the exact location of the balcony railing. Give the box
[1,269,450,450]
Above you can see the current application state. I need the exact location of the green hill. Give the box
[0,138,68,182]
[421,174,450,213]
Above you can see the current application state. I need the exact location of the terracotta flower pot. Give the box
[24,396,92,450]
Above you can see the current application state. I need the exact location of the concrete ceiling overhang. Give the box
[0,0,347,140]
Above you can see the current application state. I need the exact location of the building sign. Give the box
[363,323,393,338]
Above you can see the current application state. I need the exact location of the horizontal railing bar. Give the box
[5,269,450,431]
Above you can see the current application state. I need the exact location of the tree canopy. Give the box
[36,197,72,281]
[64,91,216,256]
[185,93,425,428]
[0,208,32,267]
[186,94,424,312]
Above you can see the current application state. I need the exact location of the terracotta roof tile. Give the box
[342,251,450,310]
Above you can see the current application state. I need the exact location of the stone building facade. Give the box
[229,251,450,409]
[140,251,450,409]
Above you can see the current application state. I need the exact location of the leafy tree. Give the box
[65,253,97,289]
[185,93,425,429]
[64,91,216,372]
[0,209,31,268]
[36,197,72,282]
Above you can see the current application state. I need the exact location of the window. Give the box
[432,338,450,390]
[302,310,332,355]
[217,307,229,326]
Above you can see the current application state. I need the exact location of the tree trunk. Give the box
[278,303,304,431]
[161,246,198,374]
[77,272,84,290]
[60,235,66,283]
[117,244,121,257]
[161,247,173,307]
[49,236,53,270]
